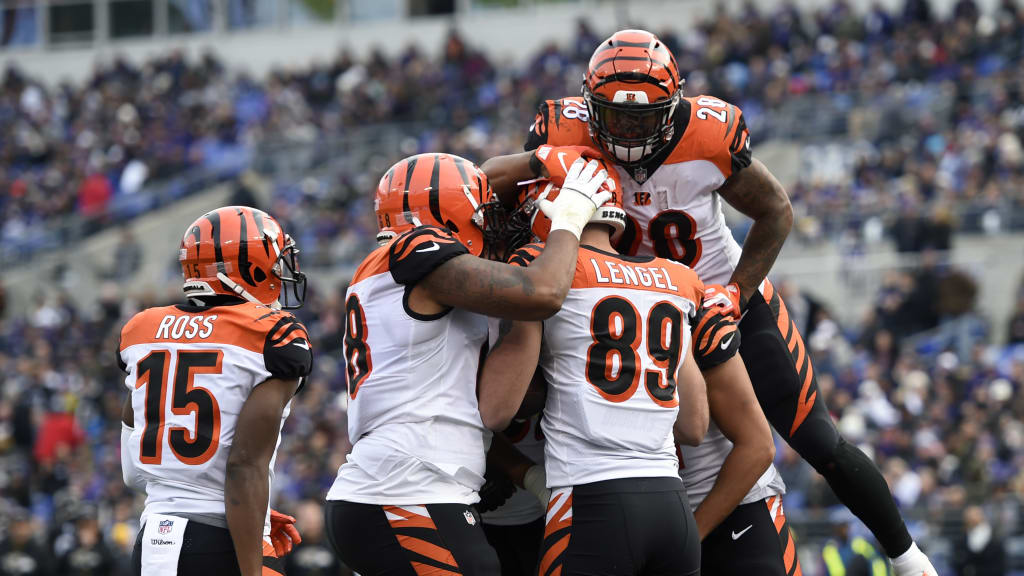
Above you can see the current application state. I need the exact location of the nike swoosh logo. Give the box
[557,152,570,174]
[731,525,753,540]
[416,242,440,253]
[720,334,734,350]
[292,341,310,350]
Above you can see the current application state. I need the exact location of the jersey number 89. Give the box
[586,296,683,408]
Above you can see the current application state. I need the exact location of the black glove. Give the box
[474,471,517,514]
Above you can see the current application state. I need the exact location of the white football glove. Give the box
[522,464,551,506]
[536,158,613,240]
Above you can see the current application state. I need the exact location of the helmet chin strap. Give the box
[216,272,265,307]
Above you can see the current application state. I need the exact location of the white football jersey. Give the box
[118,301,313,527]
[328,226,490,506]
[527,95,751,285]
[679,425,786,510]
[510,244,703,488]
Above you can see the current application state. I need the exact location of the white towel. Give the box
[141,514,189,576]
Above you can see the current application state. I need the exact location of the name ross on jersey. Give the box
[154,314,218,340]
[589,259,679,290]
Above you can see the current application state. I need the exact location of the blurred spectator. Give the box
[284,500,350,576]
[0,511,51,575]
[820,509,888,576]
[54,514,116,576]
[953,505,1006,576]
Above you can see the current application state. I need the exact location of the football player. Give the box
[504,180,797,575]
[684,294,801,575]
[325,153,612,575]
[482,29,937,576]
[479,181,710,575]
[119,206,311,576]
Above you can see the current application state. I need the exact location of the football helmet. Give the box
[179,206,306,309]
[583,29,682,166]
[374,153,508,260]
[507,158,625,247]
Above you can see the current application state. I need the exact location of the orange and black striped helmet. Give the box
[179,206,307,309]
[374,153,507,259]
[508,160,626,249]
[583,29,682,166]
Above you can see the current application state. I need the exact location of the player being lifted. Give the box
[325,153,612,575]
[119,206,309,576]
[494,177,797,575]
[482,29,937,576]
[479,180,710,575]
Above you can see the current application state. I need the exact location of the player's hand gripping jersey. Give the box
[526,95,751,285]
[510,242,703,487]
[119,301,312,526]
[329,226,490,505]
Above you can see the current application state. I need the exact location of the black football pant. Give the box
[325,500,500,575]
[131,519,285,575]
[538,477,700,576]
[701,496,802,576]
[482,517,544,576]
[738,282,911,558]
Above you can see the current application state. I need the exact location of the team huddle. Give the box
[118,30,940,576]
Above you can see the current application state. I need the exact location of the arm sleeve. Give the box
[262,315,314,384]
[506,242,545,268]
[524,102,551,152]
[690,305,741,371]
[388,226,470,286]
[724,104,752,178]
[121,423,147,492]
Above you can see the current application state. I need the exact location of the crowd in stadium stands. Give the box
[1,0,1024,574]
[2,0,1024,256]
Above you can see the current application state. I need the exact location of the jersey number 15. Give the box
[135,350,223,466]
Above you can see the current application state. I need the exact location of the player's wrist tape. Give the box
[544,187,598,240]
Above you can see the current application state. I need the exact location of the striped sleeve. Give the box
[524,101,550,152]
[507,242,544,268]
[691,305,740,370]
[388,226,469,286]
[263,314,313,381]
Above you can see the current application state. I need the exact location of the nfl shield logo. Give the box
[158,519,173,534]
[463,510,476,526]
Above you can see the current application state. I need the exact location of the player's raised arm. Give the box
[225,377,300,576]
[717,158,793,312]
[417,157,611,320]
[481,145,605,209]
